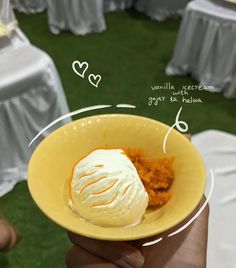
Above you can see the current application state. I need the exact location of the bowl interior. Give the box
[28,114,205,241]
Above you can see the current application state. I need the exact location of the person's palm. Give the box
[66,197,209,268]
[136,197,209,268]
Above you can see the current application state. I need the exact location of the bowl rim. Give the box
[28,113,206,241]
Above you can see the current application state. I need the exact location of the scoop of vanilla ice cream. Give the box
[70,149,148,227]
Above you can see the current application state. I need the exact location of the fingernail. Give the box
[123,251,145,268]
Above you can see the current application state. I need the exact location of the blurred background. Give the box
[0,0,236,267]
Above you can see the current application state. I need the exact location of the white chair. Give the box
[135,0,190,21]
[46,0,106,35]
[10,0,46,14]
[0,1,71,196]
[166,0,236,99]
[104,0,134,12]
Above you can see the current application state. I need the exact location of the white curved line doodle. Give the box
[142,237,163,247]
[142,169,215,246]
[116,104,136,108]
[168,169,214,237]
[163,106,188,154]
[28,105,111,147]
[28,104,136,147]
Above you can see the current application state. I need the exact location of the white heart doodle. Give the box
[88,74,101,88]
[72,61,89,78]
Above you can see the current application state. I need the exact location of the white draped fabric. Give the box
[104,0,134,12]
[46,0,193,35]
[0,45,71,197]
[0,0,17,33]
[192,130,236,268]
[10,0,46,14]
[0,1,71,196]
[46,0,106,35]
[0,0,28,50]
[0,27,29,55]
[135,0,191,21]
[166,0,236,99]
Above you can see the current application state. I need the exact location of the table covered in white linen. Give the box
[166,0,236,99]
[0,44,71,197]
[192,130,236,268]
[0,0,29,55]
[135,0,191,21]
[10,0,46,14]
[0,0,17,30]
[46,0,106,35]
[104,0,134,12]
[0,28,29,55]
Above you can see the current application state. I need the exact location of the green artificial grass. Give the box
[0,9,235,268]
[0,182,70,268]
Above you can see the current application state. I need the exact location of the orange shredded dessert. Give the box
[124,148,174,207]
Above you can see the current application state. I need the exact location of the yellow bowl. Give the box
[28,114,205,241]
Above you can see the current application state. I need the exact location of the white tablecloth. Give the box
[135,0,191,21]
[0,27,29,54]
[104,0,134,12]
[0,0,29,54]
[0,0,17,30]
[10,0,46,14]
[0,44,71,197]
[192,130,236,268]
[46,0,106,35]
[166,0,236,99]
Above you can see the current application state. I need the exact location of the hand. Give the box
[66,233,144,268]
[66,134,209,268]
[66,196,209,268]
[0,216,20,252]
[137,196,209,268]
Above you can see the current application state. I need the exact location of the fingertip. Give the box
[122,247,145,268]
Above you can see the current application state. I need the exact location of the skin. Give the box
[66,134,209,268]
[0,216,20,251]
[66,197,209,268]
[137,197,209,268]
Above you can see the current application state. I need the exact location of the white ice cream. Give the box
[70,149,148,227]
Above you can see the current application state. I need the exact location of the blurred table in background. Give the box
[104,0,134,12]
[0,0,29,59]
[0,0,17,26]
[0,0,27,54]
[135,0,191,21]
[224,0,236,3]
[0,0,29,52]
[192,130,236,268]
[0,27,29,55]
[166,0,236,99]
[0,0,71,196]
[46,0,106,35]
[10,0,46,14]
[0,45,71,197]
